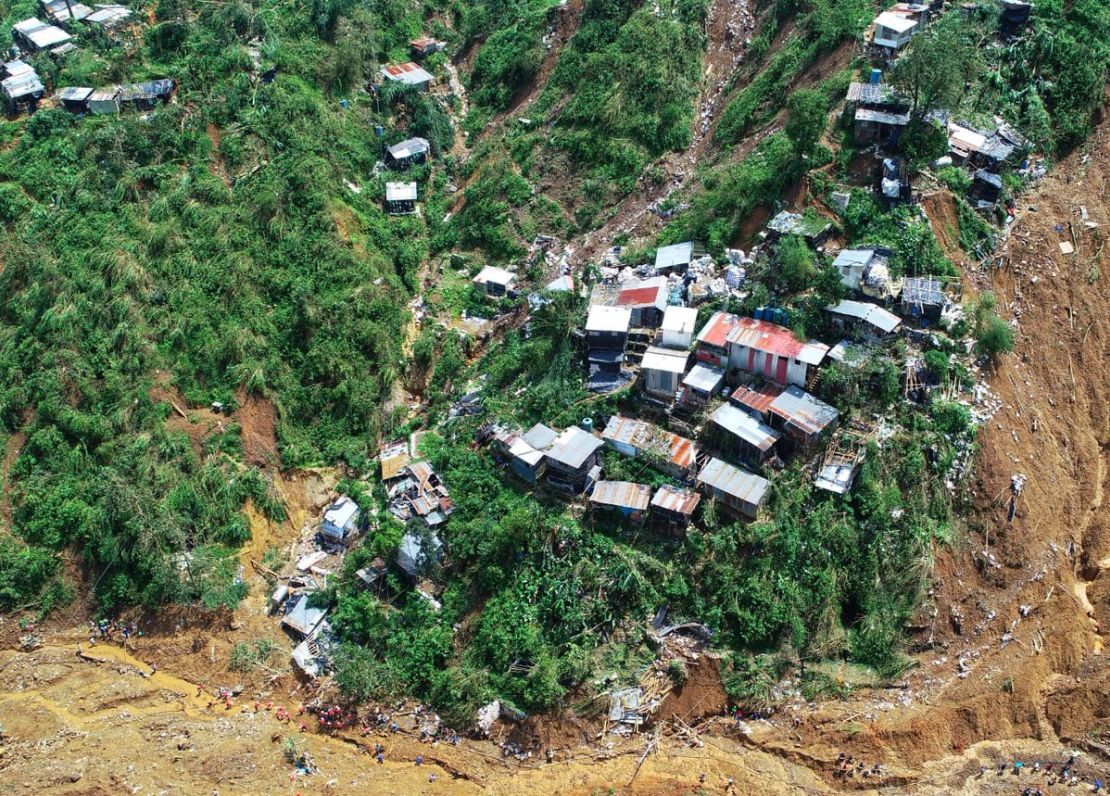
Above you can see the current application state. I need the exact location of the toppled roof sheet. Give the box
[697,457,770,506]
[586,305,632,334]
[651,484,701,516]
[902,276,946,306]
[601,415,697,471]
[815,461,860,495]
[323,496,359,530]
[473,265,516,286]
[826,299,902,333]
[546,426,603,469]
[655,241,694,269]
[845,82,901,105]
[767,211,831,239]
[769,385,839,437]
[710,403,780,451]
[682,362,724,393]
[397,530,442,576]
[589,480,652,511]
[725,317,830,365]
[381,62,433,85]
[641,345,689,374]
[282,594,327,637]
[380,441,411,480]
[855,107,910,126]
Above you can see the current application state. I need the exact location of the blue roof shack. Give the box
[320,495,361,544]
[396,530,442,579]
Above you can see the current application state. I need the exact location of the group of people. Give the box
[835,753,884,780]
[977,753,1106,791]
[87,618,141,646]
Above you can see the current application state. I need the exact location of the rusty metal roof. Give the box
[697,457,770,507]
[590,481,652,511]
[729,382,784,416]
[769,386,839,437]
[601,416,697,471]
[651,484,701,516]
[725,317,829,365]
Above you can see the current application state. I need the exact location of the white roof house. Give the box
[385,181,417,202]
[832,249,875,291]
[586,305,632,334]
[660,306,698,349]
[472,266,516,290]
[682,362,725,395]
[640,345,689,375]
[386,136,430,161]
[321,495,360,542]
[873,11,918,48]
[381,62,434,87]
[710,403,780,455]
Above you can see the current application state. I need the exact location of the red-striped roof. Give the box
[696,311,740,348]
[726,317,806,359]
[730,383,784,415]
[383,62,424,78]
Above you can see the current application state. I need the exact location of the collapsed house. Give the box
[831,248,901,302]
[708,403,780,467]
[696,457,770,521]
[387,460,454,528]
[825,299,902,341]
[899,276,947,323]
[319,495,361,545]
[472,265,517,297]
[410,36,445,58]
[939,115,1028,170]
[543,425,604,495]
[766,211,833,246]
[380,62,433,91]
[588,481,653,526]
[385,136,430,169]
[2,61,45,115]
[384,181,418,215]
[600,415,698,480]
[396,530,442,578]
[281,593,327,638]
[695,312,829,388]
[815,436,866,495]
[380,440,412,482]
[968,169,1003,210]
[291,622,336,679]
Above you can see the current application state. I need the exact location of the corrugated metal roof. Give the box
[590,480,652,511]
[13,18,71,49]
[697,457,770,506]
[696,311,740,348]
[43,0,92,22]
[730,382,784,415]
[769,386,839,437]
[826,299,901,333]
[726,317,830,365]
[902,276,945,306]
[523,423,557,450]
[323,496,359,530]
[86,5,131,25]
[387,136,430,159]
[616,276,668,309]
[710,404,779,451]
[586,305,632,333]
[651,484,701,516]
[57,86,93,102]
[641,346,688,374]
[832,249,875,269]
[682,363,724,393]
[282,595,327,637]
[655,241,694,269]
[546,426,603,469]
[845,83,899,105]
[875,11,917,32]
[855,107,910,126]
[381,62,433,85]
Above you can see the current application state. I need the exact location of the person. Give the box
[415,755,424,766]
[377,752,384,764]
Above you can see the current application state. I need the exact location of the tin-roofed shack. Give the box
[825,299,902,341]
[612,276,669,328]
[119,79,175,110]
[385,136,430,169]
[696,457,770,520]
[640,345,689,400]
[410,36,444,57]
[589,480,652,525]
[472,265,516,297]
[384,181,417,215]
[282,594,327,638]
[488,423,555,485]
[57,85,93,111]
[12,18,71,51]
[586,305,632,376]
[600,415,698,480]
[41,0,92,25]
[872,10,918,50]
[709,403,780,466]
[380,62,433,91]
[85,4,133,34]
[544,425,603,494]
[722,316,829,388]
[654,241,704,273]
[767,386,839,452]
[396,530,442,578]
[88,88,120,114]
[2,61,45,114]
[650,485,701,535]
[680,362,725,407]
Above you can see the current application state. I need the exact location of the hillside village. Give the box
[234,0,1036,712]
[3,0,1110,785]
